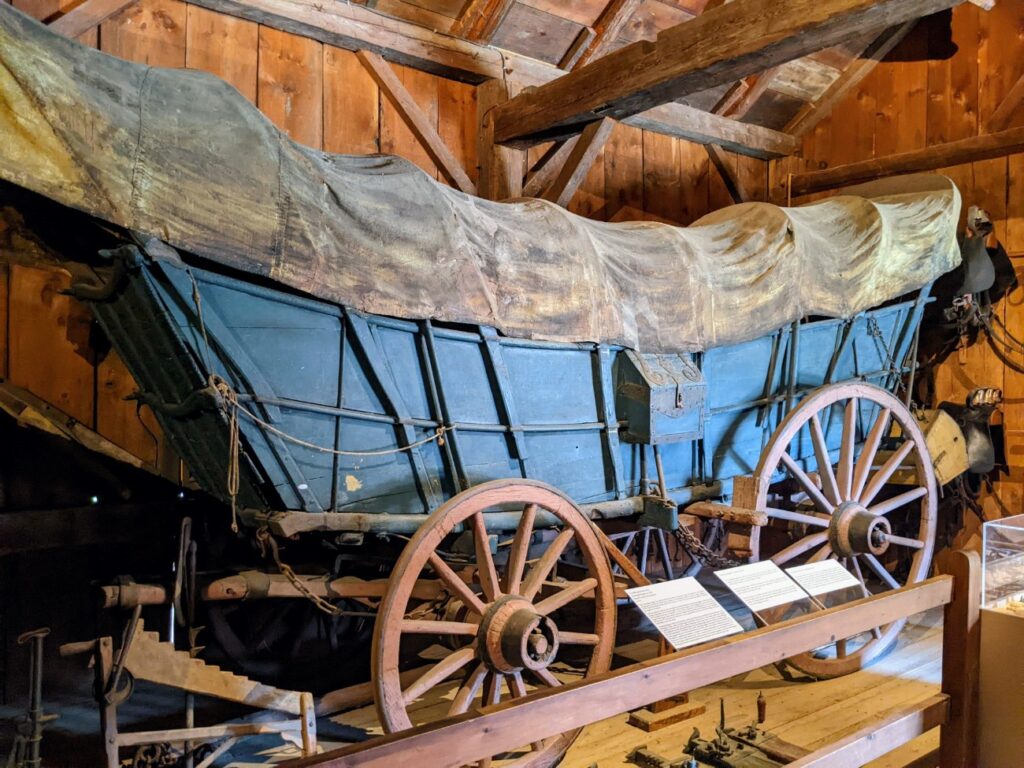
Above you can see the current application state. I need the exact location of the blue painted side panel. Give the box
[90,257,927,525]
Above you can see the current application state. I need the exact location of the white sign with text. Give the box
[786,559,863,597]
[626,577,743,650]
[714,560,808,612]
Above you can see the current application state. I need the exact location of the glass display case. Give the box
[982,513,1024,611]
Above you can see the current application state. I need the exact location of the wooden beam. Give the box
[48,0,137,38]
[182,0,798,159]
[987,70,1024,133]
[477,79,525,200]
[491,0,962,147]
[449,0,515,43]
[706,145,746,204]
[788,695,949,768]
[356,51,476,195]
[543,118,614,207]
[790,126,1024,196]
[185,0,554,84]
[622,102,799,159]
[786,22,915,137]
[522,139,578,198]
[286,575,954,768]
[573,0,643,69]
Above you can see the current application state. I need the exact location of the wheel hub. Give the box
[477,595,560,673]
[828,501,891,557]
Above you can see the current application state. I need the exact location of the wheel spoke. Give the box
[656,529,675,581]
[534,577,597,615]
[504,504,537,595]
[471,513,501,601]
[532,667,561,688]
[557,631,601,646]
[521,528,574,601]
[852,407,891,501]
[639,529,651,576]
[449,663,488,715]
[808,543,833,563]
[764,506,829,528]
[882,533,925,550]
[809,412,841,505]
[508,672,545,751]
[850,556,872,599]
[401,619,478,636]
[867,486,928,516]
[861,553,901,591]
[402,647,476,705]
[770,531,828,565]
[780,453,834,514]
[482,671,502,707]
[859,440,915,507]
[428,553,486,616]
[508,670,528,699]
[836,399,858,501]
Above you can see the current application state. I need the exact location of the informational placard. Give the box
[626,577,743,650]
[786,559,863,597]
[714,560,808,612]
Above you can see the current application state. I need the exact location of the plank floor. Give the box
[231,608,945,767]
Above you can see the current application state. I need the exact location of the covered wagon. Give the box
[0,6,968,766]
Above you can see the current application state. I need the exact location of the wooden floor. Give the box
[236,608,945,767]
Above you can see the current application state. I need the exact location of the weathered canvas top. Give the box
[0,6,961,353]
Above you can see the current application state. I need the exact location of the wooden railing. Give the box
[288,550,980,768]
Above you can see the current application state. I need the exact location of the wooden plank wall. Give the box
[0,0,763,483]
[772,1,1024,541]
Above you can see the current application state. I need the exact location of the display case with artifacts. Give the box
[979,514,1024,767]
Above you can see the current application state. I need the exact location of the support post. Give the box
[97,637,119,768]
[477,79,525,200]
[939,549,981,768]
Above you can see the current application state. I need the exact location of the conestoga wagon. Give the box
[0,6,968,766]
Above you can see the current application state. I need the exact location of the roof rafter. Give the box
[449,0,515,43]
[573,0,643,70]
[785,21,915,137]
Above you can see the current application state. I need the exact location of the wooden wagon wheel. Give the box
[372,479,616,767]
[749,382,937,678]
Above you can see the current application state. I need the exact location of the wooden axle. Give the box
[99,574,450,608]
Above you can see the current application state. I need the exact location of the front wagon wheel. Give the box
[748,382,937,679]
[372,479,616,767]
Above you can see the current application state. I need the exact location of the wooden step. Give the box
[123,620,304,714]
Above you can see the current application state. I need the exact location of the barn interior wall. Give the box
[0,0,765,485]
[772,1,1024,547]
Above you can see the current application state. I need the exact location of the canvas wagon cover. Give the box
[0,6,961,353]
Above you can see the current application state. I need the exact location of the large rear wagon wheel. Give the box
[373,479,616,767]
[749,382,937,679]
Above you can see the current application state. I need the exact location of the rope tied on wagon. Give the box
[185,269,455,527]
[206,374,455,532]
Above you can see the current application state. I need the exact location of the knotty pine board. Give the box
[7,266,95,427]
[258,25,323,149]
[185,5,259,103]
[324,45,381,156]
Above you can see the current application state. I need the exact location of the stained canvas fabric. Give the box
[0,5,961,353]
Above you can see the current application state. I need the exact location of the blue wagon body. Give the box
[90,253,928,528]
